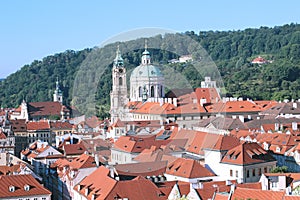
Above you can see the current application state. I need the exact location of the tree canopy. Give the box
[1,23,300,118]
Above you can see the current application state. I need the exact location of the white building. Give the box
[205,141,276,183]
[129,43,165,102]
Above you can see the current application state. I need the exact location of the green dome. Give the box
[131,64,163,78]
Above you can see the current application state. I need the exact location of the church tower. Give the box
[53,78,63,104]
[110,46,128,124]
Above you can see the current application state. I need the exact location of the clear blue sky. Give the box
[1,0,300,78]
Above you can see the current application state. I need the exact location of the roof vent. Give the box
[24,184,30,191]
[9,185,15,192]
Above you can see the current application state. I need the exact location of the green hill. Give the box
[1,23,300,118]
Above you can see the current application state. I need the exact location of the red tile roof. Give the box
[50,121,73,129]
[113,135,169,153]
[63,141,87,156]
[85,116,102,128]
[75,166,117,199]
[0,174,51,198]
[207,135,240,151]
[115,161,167,177]
[221,142,275,165]
[204,100,262,114]
[28,101,67,117]
[105,176,165,200]
[27,121,50,130]
[165,158,215,178]
[232,187,285,200]
[186,131,220,155]
[0,131,6,139]
[68,154,97,169]
[251,56,268,64]
[284,195,300,200]
[0,164,21,175]
[10,119,27,132]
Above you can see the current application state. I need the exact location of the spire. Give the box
[56,77,59,90]
[141,39,151,65]
[145,39,148,51]
[114,45,124,67]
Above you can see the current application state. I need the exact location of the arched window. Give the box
[160,85,163,97]
[119,77,123,86]
[139,86,142,97]
[150,86,154,97]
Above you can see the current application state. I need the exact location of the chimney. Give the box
[292,122,298,131]
[85,187,89,196]
[173,98,177,107]
[192,98,197,104]
[77,185,82,191]
[200,98,207,106]
[226,180,232,186]
[159,98,163,107]
[95,154,100,167]
[293,102,297,109]
[229,184,236,198]
[238,115,244,123]
[110,167,115,178]
[275,123,279,131]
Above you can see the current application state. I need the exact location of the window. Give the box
[246,170,250,178]
[235,170,238,178]
[230,169,233,177]
[258,168,262,176]
[34,198,38,200]
[139,86,142,97]
[119,77,123,86]
[150,86,154,97]
[271,182,278,188]
[252,169,256,177]
[264,167,268,173]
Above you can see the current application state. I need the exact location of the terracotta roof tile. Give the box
[68,154,97,169]
[28,101,67,117]
[165,158,215,178]
[0,174,51,198]
[75,166,117,199]
[232,187,285,200]
[207,135,240,151]
[50,121,73,129]
[105,176,165,200]
[27,121,50,130]
[221,142,275,165]
[115,161,167,177]
[10,119,27,132]
[113,135,169,153]
[63,141,87,156]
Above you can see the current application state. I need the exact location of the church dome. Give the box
[131,64,162,78]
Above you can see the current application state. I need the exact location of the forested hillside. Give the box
[1,23,300,118]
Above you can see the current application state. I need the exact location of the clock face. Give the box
[118,68,123,73]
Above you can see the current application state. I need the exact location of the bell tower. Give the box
[110,46,128,124]
[53,77,63,104]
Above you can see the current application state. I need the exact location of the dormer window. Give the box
[276,147,281,153]
[9,185,15,192]
[24,184,30,191]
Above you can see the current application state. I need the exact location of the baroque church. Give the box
[109,42,222,130]
[110,43,166,124]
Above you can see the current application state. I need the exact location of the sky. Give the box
[1,0,300,78]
